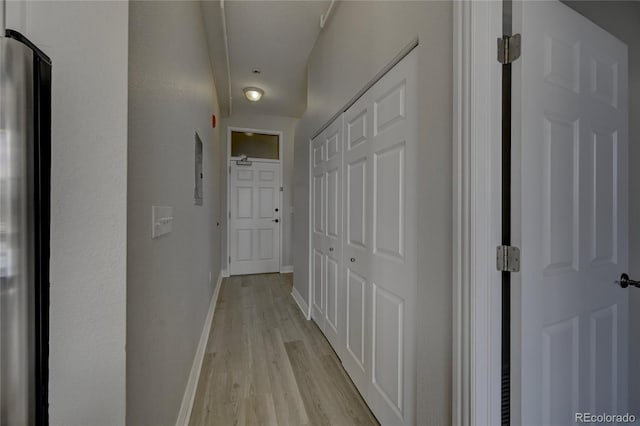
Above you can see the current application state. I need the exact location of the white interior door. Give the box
[364,47,417,426]
[341,50,418,426]
[309,50,417,426]
[229,161,281,275]
[310,116,345,357]
[342,90,372,397]
[515,1,629,424]
[323,117,345,357]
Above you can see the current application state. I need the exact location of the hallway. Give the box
[189,274,379,426]
[0,1,455,423]
[5,0,640,424]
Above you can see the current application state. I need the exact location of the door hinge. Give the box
[280,186,284,192]
[497,245,521,272]
[229,256,231,264]
[497,34,521,64]
[229,166,231,175]
[228,211,231,219]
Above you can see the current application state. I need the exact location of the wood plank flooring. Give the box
[189,273,379,426]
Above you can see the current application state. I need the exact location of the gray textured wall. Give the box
[127,2,223,424]
[292,2,453,423]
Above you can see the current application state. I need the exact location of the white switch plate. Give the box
[152,206,173,239]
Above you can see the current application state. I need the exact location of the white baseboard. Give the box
[291,286,310,320]
[175,270,224,426]
[280,265,294,273]
[221,269,230,278]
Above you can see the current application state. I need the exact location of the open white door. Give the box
[515,1,629,424]
[229,161,281,275]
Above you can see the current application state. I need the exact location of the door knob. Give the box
[616,273,640,289]
[329,247,334,252]
[350,258,355,263]
[272,219,279,223]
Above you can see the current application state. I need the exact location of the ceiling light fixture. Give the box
[243,87,264,102]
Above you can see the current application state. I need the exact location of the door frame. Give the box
[226,126,284,275]
[452,1,504,425]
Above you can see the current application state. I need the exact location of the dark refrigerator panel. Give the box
[0,30,51,426]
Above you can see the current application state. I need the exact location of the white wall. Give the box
[292,2,453,423]
[561,0,640,415]
[221,113,298,272]
[6,1,129,425]
[127,1,223,424]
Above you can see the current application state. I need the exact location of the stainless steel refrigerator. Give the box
[0,30,51,425]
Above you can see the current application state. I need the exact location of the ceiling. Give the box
[202,0,330,118]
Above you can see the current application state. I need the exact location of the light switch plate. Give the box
[152,206,173,239]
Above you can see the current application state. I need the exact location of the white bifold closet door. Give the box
[311,116,345,358]
[310,49,418,426]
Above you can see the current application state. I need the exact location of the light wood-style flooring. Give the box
[189,273,379,426]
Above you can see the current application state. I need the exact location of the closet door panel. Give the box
[310,49,418,426]
[346,269,367,371]
[366,49,418,426]
[342,94,373,397]
[322,117,345,357]
[373,142,405,260]
[371,283,404,417]
[346,159,367,248]
[312,248,324,323]
[313,174,325,236]
[325,256,339,331]
[326,168,340,238]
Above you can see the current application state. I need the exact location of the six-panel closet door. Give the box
[366,50,417,426]
[343,50,417,426]
[341,90,372,396]
[311,117,346,360]
[310,49,417,426]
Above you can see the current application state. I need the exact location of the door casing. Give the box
[452,2,505,425]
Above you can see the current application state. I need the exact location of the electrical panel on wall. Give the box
[194,133,203,206]
[152,206,173,239]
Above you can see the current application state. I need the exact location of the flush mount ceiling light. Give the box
[243,87,264,102]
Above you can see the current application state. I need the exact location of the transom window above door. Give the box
[231,131,279,160]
